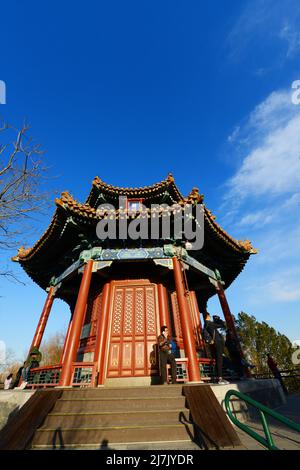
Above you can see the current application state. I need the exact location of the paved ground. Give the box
[273,394,300,424]
[232,394,300,450]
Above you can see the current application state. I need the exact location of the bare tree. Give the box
[40,332,65,366]
[0,119,50,280]
[0,347,25,384]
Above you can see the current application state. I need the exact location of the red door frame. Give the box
[103,279,161,380]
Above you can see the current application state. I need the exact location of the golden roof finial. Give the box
[238,239,258,254]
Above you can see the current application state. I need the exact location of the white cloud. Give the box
[272,287,300,301]
[235,193,300,228]
[227,126,240,143]
[267,227,300,264]
[248,90,296,131]
[228,0,274,54]
[231,119,300,196]
[226,90,300,199]
[237,209,274,228]
[236,264,300,305]
[266,268,300,302]
[279,23,300,58]
[220,87,300,317]
[228,0,300,62]
[282,192,300,209]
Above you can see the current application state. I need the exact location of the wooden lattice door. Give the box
[106,281,159,378]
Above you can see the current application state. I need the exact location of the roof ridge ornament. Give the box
[237,239,258,254]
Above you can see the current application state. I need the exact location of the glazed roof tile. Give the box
[13,176,256,263]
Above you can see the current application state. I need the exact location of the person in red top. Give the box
[267,353,287,394]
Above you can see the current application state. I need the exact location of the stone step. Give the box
[61,385,183,400]
[32,423,194,447]
[32,439,200,450]
[42,408,190,428]
[29,385,196,450]
[53,396,187,413]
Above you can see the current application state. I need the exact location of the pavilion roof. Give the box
[13,175,257,292]
[85,173,190,206]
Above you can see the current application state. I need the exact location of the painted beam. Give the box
[51,246,217,286]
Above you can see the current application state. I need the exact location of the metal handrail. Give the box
[225,389,300,450]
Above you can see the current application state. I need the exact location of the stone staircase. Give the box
[30,385,196,449]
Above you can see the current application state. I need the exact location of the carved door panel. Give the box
[107,282,159,378]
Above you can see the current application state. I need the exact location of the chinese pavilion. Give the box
[13,174,256,388]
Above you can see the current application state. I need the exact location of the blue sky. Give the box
[1,0,300,360]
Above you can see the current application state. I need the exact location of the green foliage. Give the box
[235,311,297,375]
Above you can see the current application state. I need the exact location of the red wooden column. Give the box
[157,284,171,331]
[60,319,72,364]
[59,260,94,387]
[216,282,251,377]
[94,282,111,386]
[189,291,203,349]
[29,286,55,351]
[172,257,201,382]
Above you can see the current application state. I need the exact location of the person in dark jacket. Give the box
[157,326,177,384]
[203,314,229,385]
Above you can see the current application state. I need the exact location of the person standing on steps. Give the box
[157,326,177,385]
[203,313,229,385]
